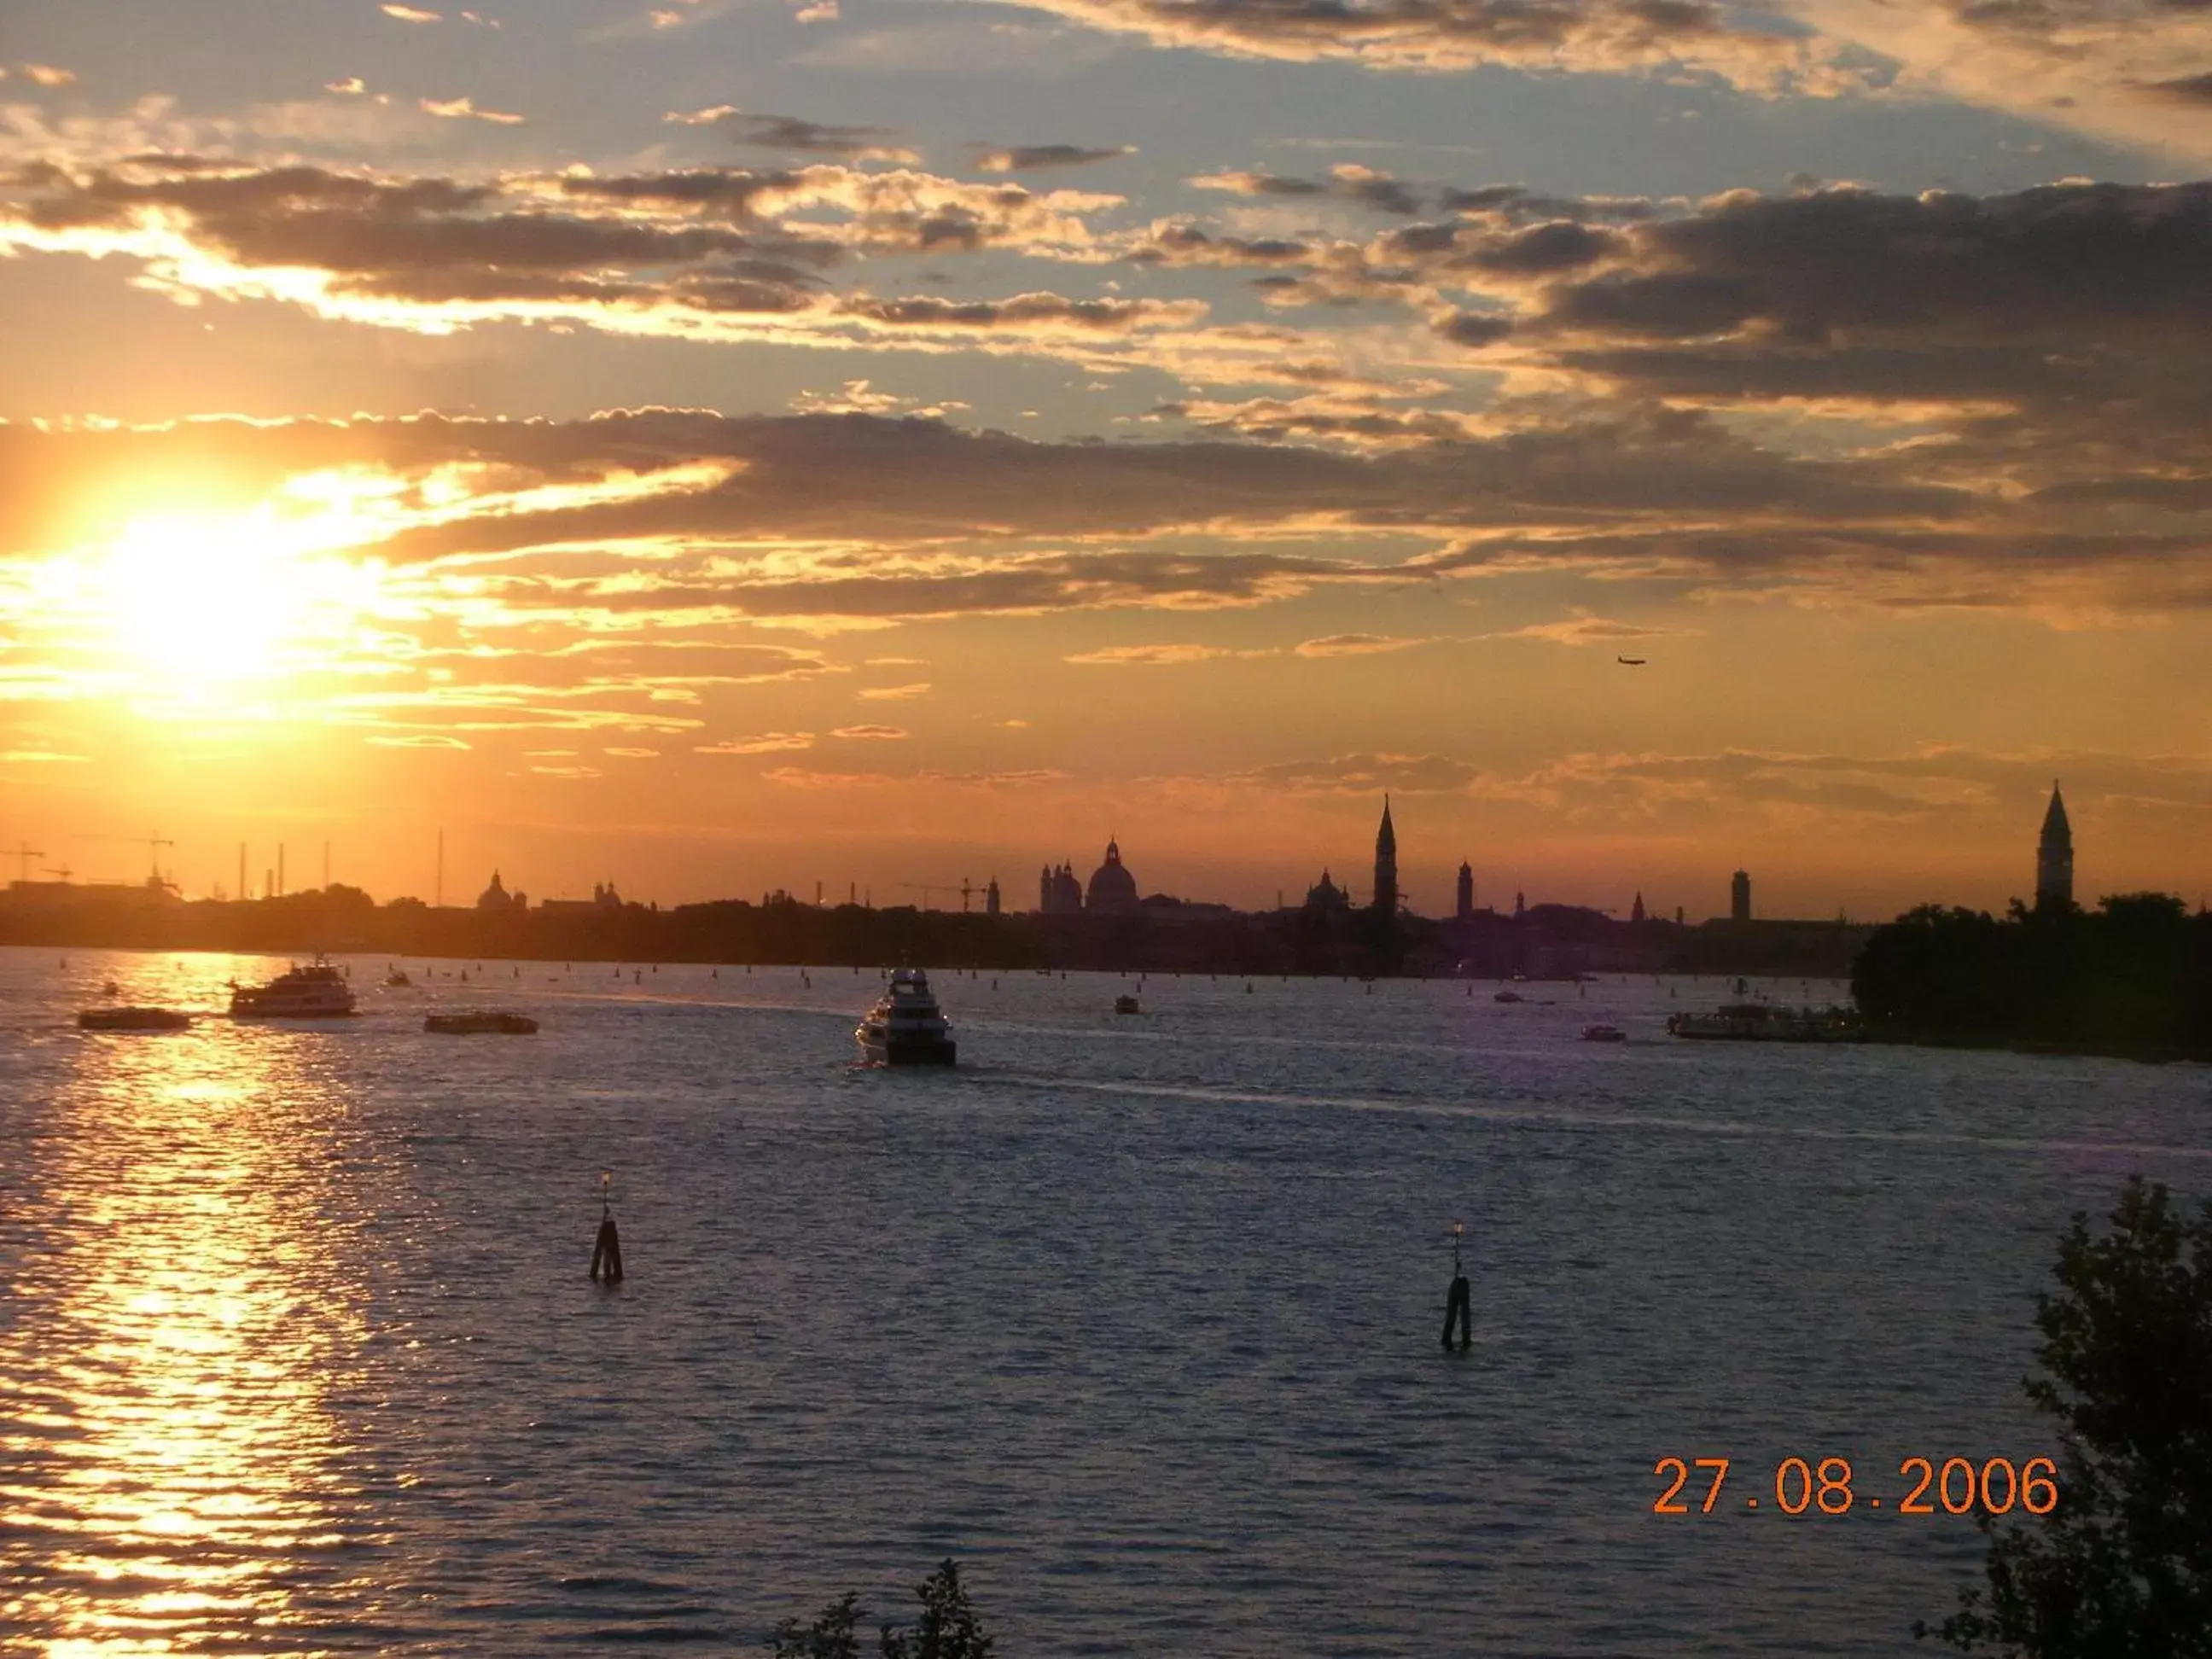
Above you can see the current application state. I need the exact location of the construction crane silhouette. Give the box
[75,830,174,884]
[10,842,44,883]
[44,865,73,882]
[896,878,979,913]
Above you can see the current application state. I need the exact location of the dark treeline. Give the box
[1853,894,2212,1056]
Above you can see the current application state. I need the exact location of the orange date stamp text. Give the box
[1651,1455,2058,1517]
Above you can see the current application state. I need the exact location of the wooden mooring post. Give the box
[1441,1220,1470,1351]
[590,1170,625,1284]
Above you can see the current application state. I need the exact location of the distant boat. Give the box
[1617,656,1647,666]
[384,968,413,987]
[1668,1004,1860,1042]
[1581,1023,1627,1043]
[857,967,957,1066]
[425,1010,538,1034]
[1114,994,1140,1015]
[79,1006,192,1032]
[230,958,358,1019]
[1493,989,1524,1004]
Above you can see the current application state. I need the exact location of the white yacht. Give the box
[230,958,358,1019]
[856,967,957,1066]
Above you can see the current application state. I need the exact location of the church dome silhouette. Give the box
[1086,838,1139,912]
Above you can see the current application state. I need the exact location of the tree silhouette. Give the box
[1921,1178,2212,1655]
[767,1591,864,1659]
[766,1561,993,1659]
[880,1560,994,1659]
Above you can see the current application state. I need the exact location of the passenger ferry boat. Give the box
[856,967,957,1066]
[230,958,358,1019]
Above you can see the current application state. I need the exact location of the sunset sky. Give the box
[3,0,2210,920]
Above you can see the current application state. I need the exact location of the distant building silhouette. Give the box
[539,881,624,916]
[1305,868,1350,916]
[1513,890,1525,918]
[985,876,1001,917]
[1455,859,1474,922]
[476,870,526,911]
[1730,870,1751,923]
[2036,781,2074,911]
[1631,891,1645,924]
[1039,862,1082,913]
[1372,796,1398,919]
[1086,838,1139,913]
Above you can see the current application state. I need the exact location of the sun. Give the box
[86,506,383,692]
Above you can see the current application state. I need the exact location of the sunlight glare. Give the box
[88,506,384,691]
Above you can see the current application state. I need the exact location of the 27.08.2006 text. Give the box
[1652,1455,2058,1517]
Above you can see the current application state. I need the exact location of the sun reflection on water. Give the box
[0,1018,370,1654]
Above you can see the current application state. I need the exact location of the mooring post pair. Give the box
[1441,1220,1470,1350]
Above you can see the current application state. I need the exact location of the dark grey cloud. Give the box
[484,546,1390,621]
[1193,166,1423,215]
[975,144,1133,172]
[0,158,1142,335]
[2136,72,2212,103]
[836,293,1195,332]
[1127,201,1633,311]
[1497,182,2212,486]
[1432,310,1513,347]
[1409,522,2212,615]
[686,110,916,160]
[1332,171,1423,217]
[1545,271,1762,337]
[1155,395,1486,445]
[1459,218,1625,273]
[2032,475,2212,513]
[1440,184,1657,224]
[17,160,779,295]
[24,160,493,232]
[0,405,1969,574]
[1541,183,2212,345]
[559,167,803,221]
[1128,224,1312,265]
[995,0,1842,86]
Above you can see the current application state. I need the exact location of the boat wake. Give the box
[970,1071,2212,1162]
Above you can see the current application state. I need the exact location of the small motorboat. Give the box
[384,968,413,987]
[1114,994,1140,1015]
[100,980,121,998]
[231,958,358,1019]
[856,967,956,1066]
[1581,1023,1627,1043]
[79,1006,192,1032]
[1493,989,1524,1004]
[424,1010,539,1034]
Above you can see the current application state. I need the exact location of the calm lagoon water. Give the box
[3,946,2209,1654]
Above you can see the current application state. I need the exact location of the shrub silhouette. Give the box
[1921,1178,2212,1655]
[768,1560,994,1659]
